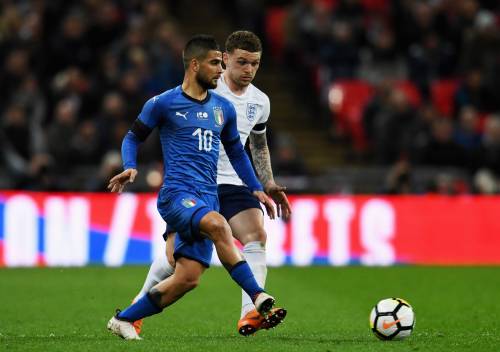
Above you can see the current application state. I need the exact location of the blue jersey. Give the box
[122,85,262,194]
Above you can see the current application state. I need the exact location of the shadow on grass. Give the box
[148,334,376,345]
[1,334,375,345]
[270,336,375,344]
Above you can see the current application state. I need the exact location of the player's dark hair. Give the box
[225,30,262,53]
[182,34,220,69]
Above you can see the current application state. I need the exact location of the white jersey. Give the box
[215,74,270,186]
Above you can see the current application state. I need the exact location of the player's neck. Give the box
[181,78,208,101]
[223,73,248,96]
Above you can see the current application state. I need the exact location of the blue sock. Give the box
[116,293,162,322]
[229,261,264,301]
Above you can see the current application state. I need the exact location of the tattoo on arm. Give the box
[249,132,274,186]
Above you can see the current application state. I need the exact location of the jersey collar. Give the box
[220,74,251,99]
[181,90,211,105]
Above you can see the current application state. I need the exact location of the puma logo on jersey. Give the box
[176,111,189,120]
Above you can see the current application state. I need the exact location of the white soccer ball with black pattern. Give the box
[369,298,415,340]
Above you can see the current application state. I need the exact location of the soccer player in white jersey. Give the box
[132,31,291,336]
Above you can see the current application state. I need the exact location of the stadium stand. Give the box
[1,0,499,194]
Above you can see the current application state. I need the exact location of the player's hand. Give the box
[253,190,276,220]
[107,168,138,193]
[264,181,292,220]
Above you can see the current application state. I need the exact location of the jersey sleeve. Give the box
[251,94,270,135]
[121,131,141,169]
[220,101,240,142]
[122,96,161,169]
[138,96,162,128]
[221,101,263,192]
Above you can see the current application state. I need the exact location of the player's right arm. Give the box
[249,95,291,219]
[108,168,138,193]
[221,102,276,219]
[108,96,161,193]
[249,131,291,220]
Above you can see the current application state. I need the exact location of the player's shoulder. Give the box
[210,90,235,109]
[154,85,182,103]
[143,86,183,115]
[248,83,270,107]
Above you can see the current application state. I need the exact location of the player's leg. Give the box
[228,207,287,335]
[218,184,268,315]
[107,191,273,340]
[108,234,203,339]
[137,191,272,313]
[198,211,275,315]
[199,211,242,267]
[107,191,208,340]
[133,233,176,301]
[218,184,286,335]
[131,232,176,334]
[138,204,272,312]
[228,208,267,317]
[147,256,205,307]
[107,256,204,340]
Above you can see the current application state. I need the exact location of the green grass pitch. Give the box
[1,266,499,351]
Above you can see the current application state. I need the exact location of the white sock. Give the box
[241,241,267,318]
[134,254,175,301]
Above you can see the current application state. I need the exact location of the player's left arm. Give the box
[108,96,161,193]
[249,130,291,220]
[221,103,276,219]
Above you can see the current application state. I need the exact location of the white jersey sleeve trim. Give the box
[257,93,270,125]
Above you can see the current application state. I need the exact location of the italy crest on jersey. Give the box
[181,198,197,208]
[246,103,257,121]
[213,106,224,126]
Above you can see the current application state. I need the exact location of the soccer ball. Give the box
[369,298,415,340]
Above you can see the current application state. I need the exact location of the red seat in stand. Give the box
[394,80,422,107]
[431,79,459,117]
[328,80,374,150]
[265,7,288,61]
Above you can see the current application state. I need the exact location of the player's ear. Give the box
[191,58,199,72]
[222,52,229,66]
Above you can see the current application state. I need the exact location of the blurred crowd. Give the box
[280,0,500,193]
[0,0,308,192]
[0,0,186,191]
[2,0,500,194]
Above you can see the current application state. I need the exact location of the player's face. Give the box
[224,49,261,87]
[196,50,223,90]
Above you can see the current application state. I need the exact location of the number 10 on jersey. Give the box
[192,128,213,152]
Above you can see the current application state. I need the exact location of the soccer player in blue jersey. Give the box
[131,31,290,337]
[106,34,279,340]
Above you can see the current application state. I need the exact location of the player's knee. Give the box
[168,256,176,269]
[240,228,267,245]
[253,228,267,244]
[204,217,232,242]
